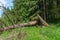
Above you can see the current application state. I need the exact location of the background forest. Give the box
[0,0,60,40]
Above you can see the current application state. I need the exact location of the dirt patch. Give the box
[0,30,28,40]
[17,32,27,40]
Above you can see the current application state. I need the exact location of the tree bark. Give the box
[0,21,37,32]
[43,0,46,21]
[37,14,49,26]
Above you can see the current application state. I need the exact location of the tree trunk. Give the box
[0,20,37,32]
[43,0,46,21]
[37,14,49,26]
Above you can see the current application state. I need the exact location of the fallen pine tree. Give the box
[0,20,37,31]
[0,14,49,32]
[37,14,49,26]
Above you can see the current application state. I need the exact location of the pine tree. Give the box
[1,0,60,27]
[13,0,40,23]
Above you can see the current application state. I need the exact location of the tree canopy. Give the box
[0,0,60,27]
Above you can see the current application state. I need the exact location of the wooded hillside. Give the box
[0,0,60,30]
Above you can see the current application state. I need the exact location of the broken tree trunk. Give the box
[0,21,37,32]
[37,14,49,26]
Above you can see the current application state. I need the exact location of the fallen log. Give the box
[0,20,37,31]
[37,14,49,26]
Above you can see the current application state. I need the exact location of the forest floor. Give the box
[0,23,60,40]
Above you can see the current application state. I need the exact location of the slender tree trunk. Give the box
[43,0,46,21]
[37,14,49,26]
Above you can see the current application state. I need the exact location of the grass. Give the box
[0,24,60,40]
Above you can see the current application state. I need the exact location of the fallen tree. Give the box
[37,14,49,26]
[0,14,49,32]
[0,20,37,31]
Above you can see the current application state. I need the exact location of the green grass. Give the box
[0,24,60,40]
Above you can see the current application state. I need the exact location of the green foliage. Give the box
[0,0,60,27]
[0,25,60,40]
[13,0,39,23]
[0,0,60,40]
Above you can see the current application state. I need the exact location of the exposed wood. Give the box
[0,20,37,32]
[37,14,49,26]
